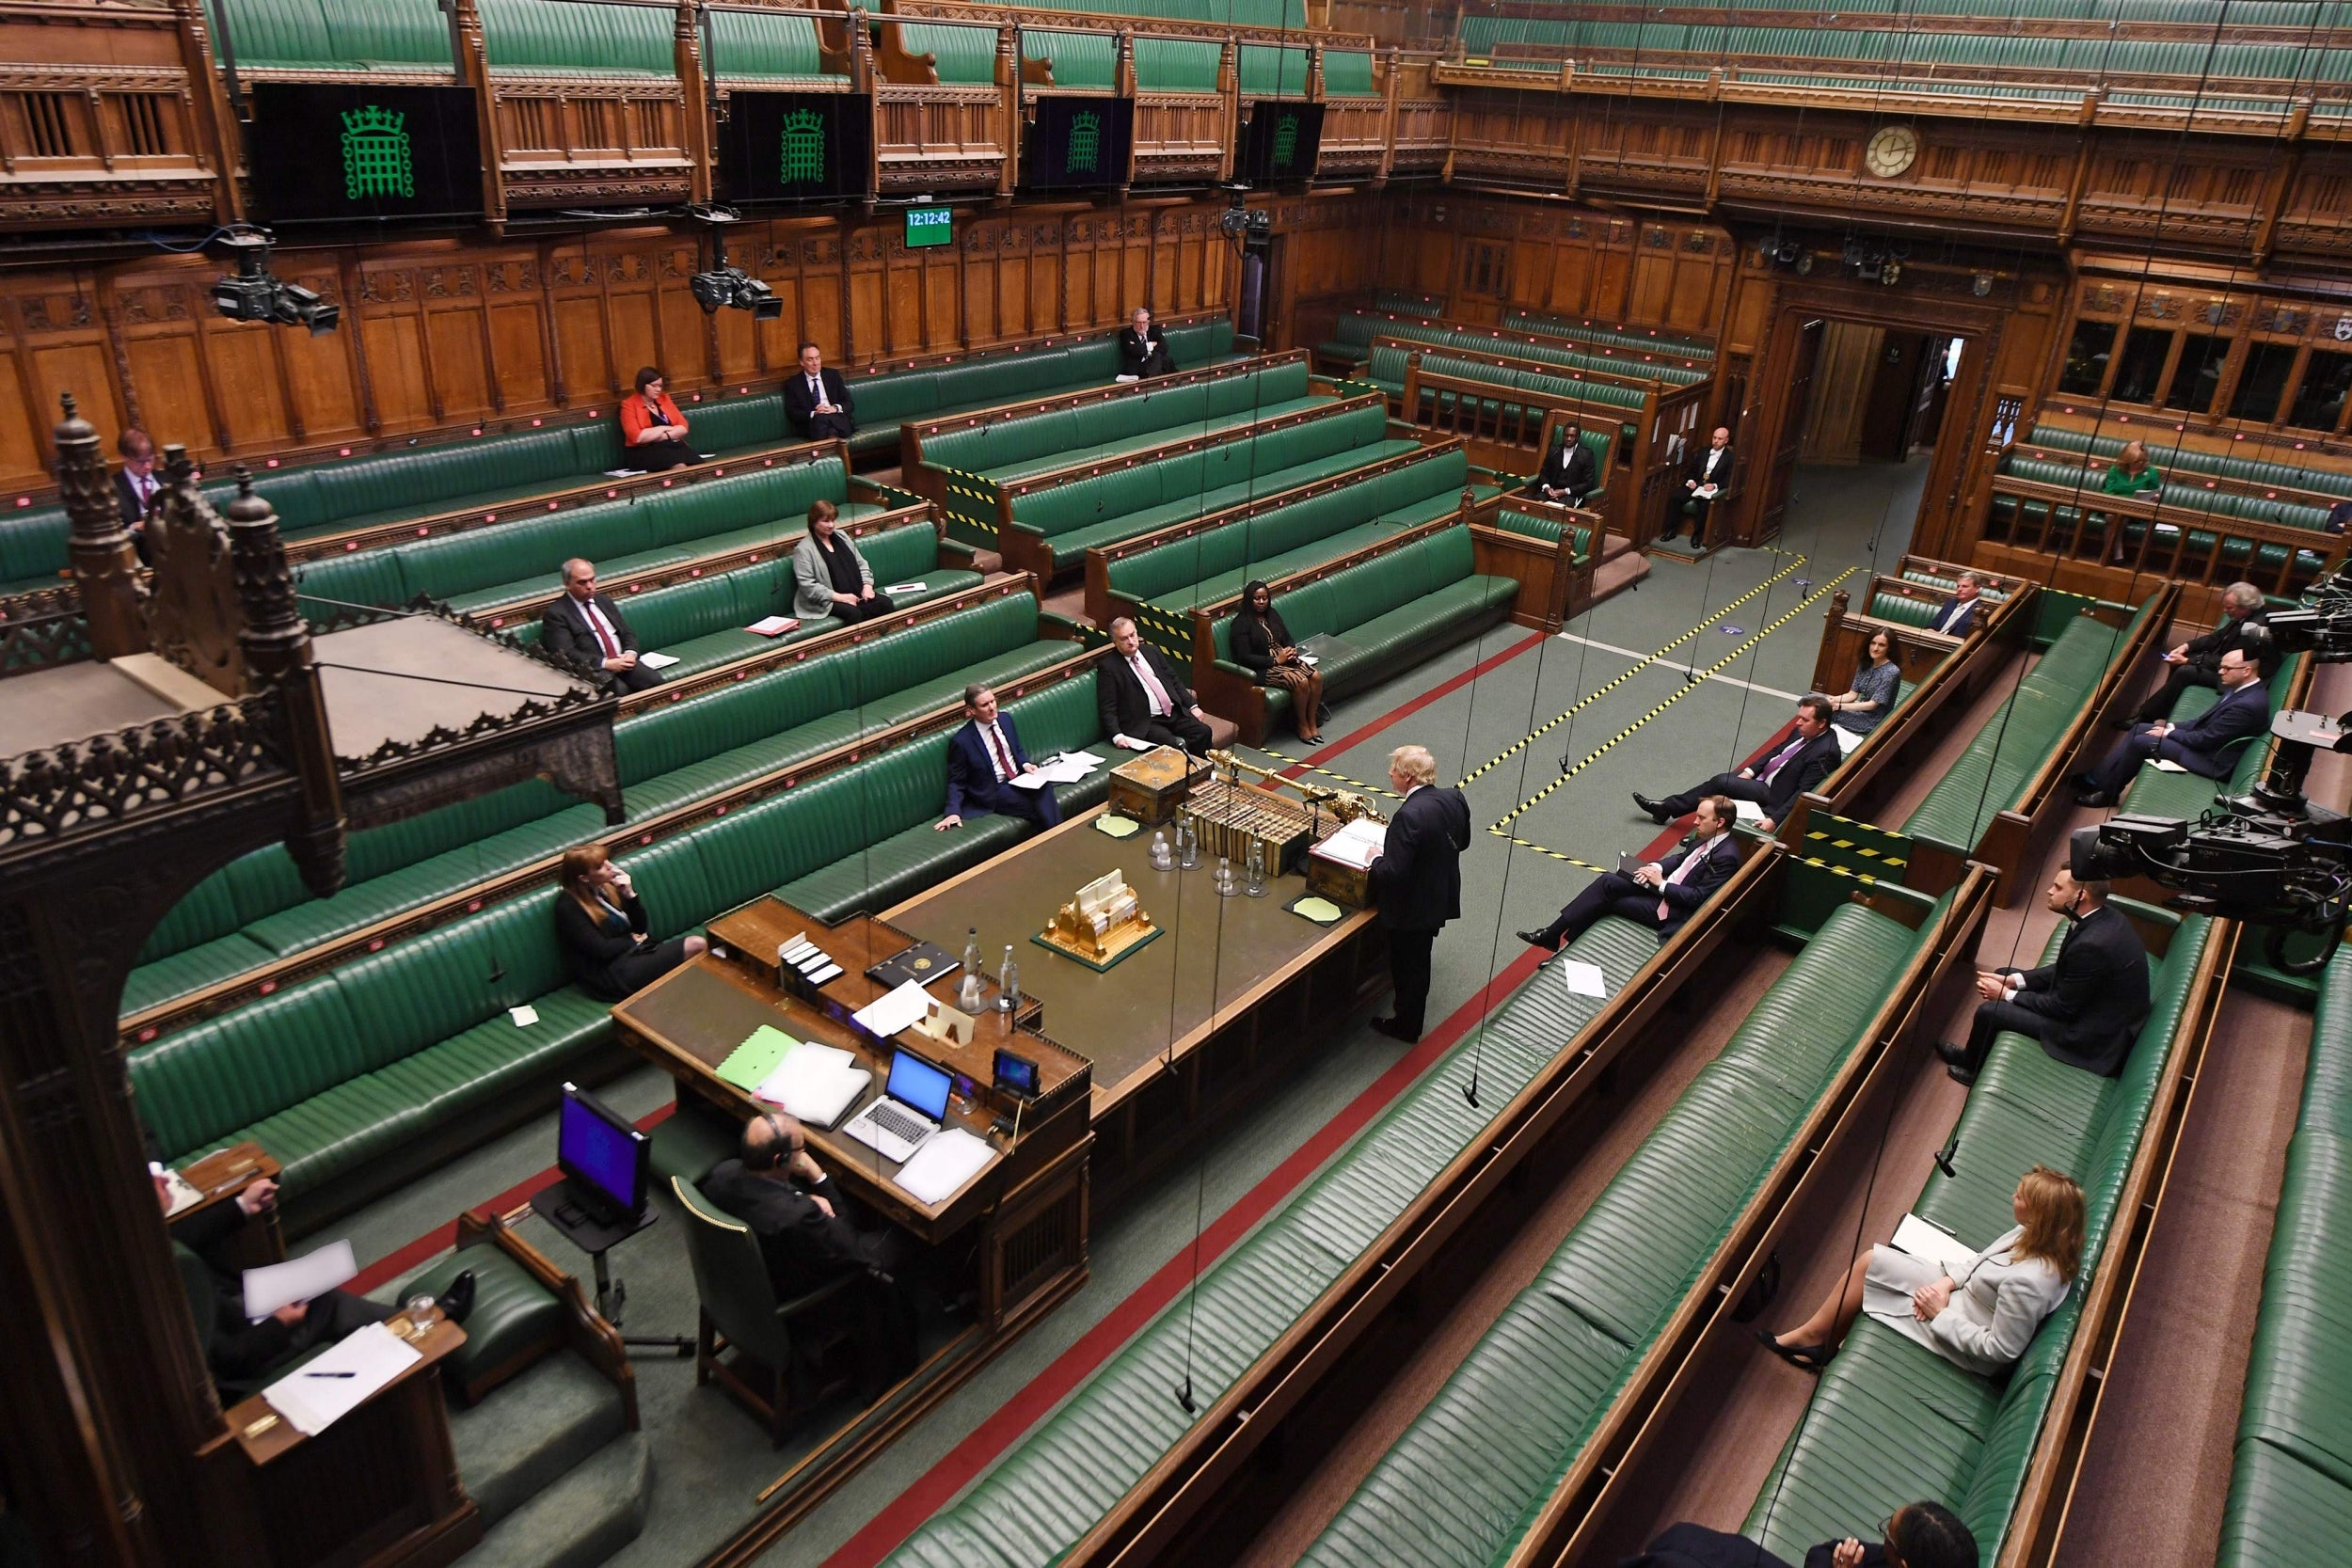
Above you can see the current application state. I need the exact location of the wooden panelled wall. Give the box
[0,198,1238,494]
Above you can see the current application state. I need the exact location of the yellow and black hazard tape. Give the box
[1252,744,1402,800]
[1800,856,1882,886]
[1454,555,1808,788]
[1491,566,1858,832]
[1487,825,1608,875]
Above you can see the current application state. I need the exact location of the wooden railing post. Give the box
[452,0,507,226]
[675,0,715,207]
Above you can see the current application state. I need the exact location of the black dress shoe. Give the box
[1518,929,1558,950]
[1632,792,1670,824]
[1369,1016,1419,1043]
[1947,1061,1979,1086]
[2074,789,2118,809]
[1933,1040,1970,1068]
[435,1268,477,1326]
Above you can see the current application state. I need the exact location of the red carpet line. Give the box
[817,942,1552,1568]
[350,1101,677,1294]
[1279,630,1549,778]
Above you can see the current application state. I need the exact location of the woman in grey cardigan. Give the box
[791,499,894,624]
[1758,1164,2081,1376]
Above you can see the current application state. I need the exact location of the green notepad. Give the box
[1094,815,1141,839]
[716,1024,799,1090]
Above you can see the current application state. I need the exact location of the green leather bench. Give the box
[291,457,873,615]
[1295,896,1947,1568]
[1748,908,2211,1564]
[1002,400,1398,574]
[124,591,1072,1018]
[1367,349,1648,455]
[1205,525,1518,731]
[919,360,1322,483]
[2115,656,2301,818]
[1044,0,1306,27]
[2217,947,2352,1567]
[1902,598,2158,852]
[128,674,1106,1214]
[1987,481,2333,582]
[1107,447,1482,624]
[500,522,978,679]
[0,319,1238,596]
[1500,309,1715,363]
[1325,313,1709,388]
[2021,426,2352,500]
[2001,455,2334,531]
[881,911,1684,1568]
[1901,568,2012,603]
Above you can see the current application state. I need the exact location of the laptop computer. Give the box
[841,1049,954,1164]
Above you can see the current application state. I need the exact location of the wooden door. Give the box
[1754,316,1823,543]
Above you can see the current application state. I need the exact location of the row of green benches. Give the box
[126,570,1032,1021]
[2000,454,2336,532]
[1318,311,1710,388]
[2217,947,2352,1565]
[2021,424,2352,501]
[1501,307,1716,363]
[0,318,1235,596]
[1752,903,2214,1561]
[1498,0,2342,20]
[128,652,1115,1223]
[1370,346,1645,464]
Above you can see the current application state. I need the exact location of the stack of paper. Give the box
[1892,1213,1978,1272]
[893,1127,995,1204]
[1011,751,1105,790]
[755,1042,871,1127]
[1317,816,1388,869]
[852,979,932,1040]
[715,1025,799,1091]
[638,651,680,670]
[243,1240,358,1321]
[262,1323,421,1436]
[883,581,928,594]
[748,615,801,637]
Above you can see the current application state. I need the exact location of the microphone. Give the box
[1933,1127,1961,1179]
[1462,1067,1481,1110]
[1174,1376,1198,1414]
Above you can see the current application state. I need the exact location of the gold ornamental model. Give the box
[1036,869,1161,971]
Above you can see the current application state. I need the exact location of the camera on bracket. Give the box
[1217,183,1271,236]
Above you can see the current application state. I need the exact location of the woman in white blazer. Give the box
[790,499,893,624]
[1758,1165,2083,1376]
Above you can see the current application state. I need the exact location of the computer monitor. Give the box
[885,1050,954,1121]
[558,1083,649,1222]
[993,1048,1041,1101]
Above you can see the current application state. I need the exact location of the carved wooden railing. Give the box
[1978,471,2345,600]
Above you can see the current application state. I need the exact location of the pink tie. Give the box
[1658,847,1704,921]
[1132,653,1172,718]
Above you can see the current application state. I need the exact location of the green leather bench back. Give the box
[2024,425,2352,499]
[922,360,1313,474]
[481,0,673,73]
[1238,43,1312,96]
[1212,524,1478,657]
[2218,947,2352,1566]
[1338,313,1709,388]
[2118,655,2302,817]
[1500,309,1715,363]
[210,0,454,70]
[1297,896,1944,1568]
[2001,454,2334,531]
[1870,592,1939,627]
[1023,28,1117,88]
[882,910,1681,1568]
[893,22,998,85]
[709,5,846,81]
[1322,48,1380,95]
[1750,910,2209,1565]
[1130,34,1223,89]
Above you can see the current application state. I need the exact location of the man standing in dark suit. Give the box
[1117,307,1176,379]
[1635,695,1841,834]
[1926,572,1984,636]
[115,428,161,563]
[2073,646,2268,807]
[1097,616,1214,755]
[1667,427,1734,545]
[785,342,857,441]
[541,559,663,694]
[936,683,1061,832]
[1519,796,1740,952]
[1366,744,1471,1044]
[1526,422,1599,508]
[2127,580,2273,723]
[1938,852,2151,1084]
[702,1113,916,1393]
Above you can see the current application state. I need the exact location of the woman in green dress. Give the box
[2101,438,2162,497]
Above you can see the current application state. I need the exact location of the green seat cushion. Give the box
[398,1242,566,1391]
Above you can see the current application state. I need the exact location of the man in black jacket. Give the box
[1634,695,1840,834]
[785,342,857,440]
[1525,423,1599,508]
[542,559,662,693]
[2127,579,2273,723]
[2073,645,2269,807]
[1116,308,1176,378]
[1367,744,1472,1043]
[1667,427,1734,545]
[115,428,161,563]
[1939,858,2151,1084]
[1096,617,1214,755]
[165,1175,397,1387]
[701,1113,916,1391]
[1520,796,1740,951]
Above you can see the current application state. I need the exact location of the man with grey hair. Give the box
[541,558,662,692]
[1096,616,1214,756]
[938,682,1059,832]
[1927,572,1984,636]
[1365,743,1470,1044]
[2123,578,2273,725]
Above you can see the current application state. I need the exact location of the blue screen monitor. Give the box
[559,1083,649,1220]
[886,1050,954,1121]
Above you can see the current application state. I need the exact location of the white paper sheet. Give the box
[852,978,933,1039]
[243,1240,358,1321]
[1732,799,1766,822]
[262,1322,422,1436]
[1011,752,1102,788]
[883,581,928,594]
[892,1127,996,1205]
[509,1004,540,1027]
[755,1043,872,1127]
[637,651,680,669]
[1316,816,1388,869]
[1892,1212,1977,1274]
[1557,958,1609,999]
[2150,758,2189,773]
[160,1168,205,1218]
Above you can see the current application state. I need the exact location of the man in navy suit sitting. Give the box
[936,683,1062,832]
[1519,796,1741,951]
[2071,645,2269,808]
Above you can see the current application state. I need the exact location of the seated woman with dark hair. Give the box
[1629,1500,1977,1568]
[554,845,707,1002]
[1760,1164,2082,1375]
[1825,627,1900,747]
[620,366,702,472]
[1230,578,1326,742]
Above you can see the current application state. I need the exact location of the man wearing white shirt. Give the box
[1518,796,1740,951]
[1095,617,1214,756]
[1668,426,1734,546]
[785,342,856,440]
[540,559,663,693]
[114,428,161,563]
[937,683,1061,831]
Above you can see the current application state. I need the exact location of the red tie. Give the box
[1132,653,1172,718]
[986,722,1016,781]
[583,599,619,658]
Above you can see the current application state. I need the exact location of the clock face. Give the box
[1866,125,1918,179]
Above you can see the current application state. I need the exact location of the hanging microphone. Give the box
[1462,1069,1481,1109]
[1174,1377,1198,1414]
[1933,1127,1961,1179]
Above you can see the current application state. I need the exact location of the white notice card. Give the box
[243,1240,358,1322]
[262,1322,421,1436]
[1557,959,1609,999]
[638,651,680,669]
[852,978,933,1040]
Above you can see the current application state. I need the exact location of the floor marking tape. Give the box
[1491,566,1859,832]
[1549,632,1804,703]
[1454,556,1806,788]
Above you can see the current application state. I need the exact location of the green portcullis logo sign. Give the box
[1066,109,1101,174]
[1271,112,1300,171]
[341,105,414,200]
[780,107,826,185]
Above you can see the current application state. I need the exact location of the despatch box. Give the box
[1105,745,1208,827]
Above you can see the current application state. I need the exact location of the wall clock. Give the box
[1864,125,1918,179]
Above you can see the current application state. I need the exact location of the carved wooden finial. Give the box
[226,464,306,654]
[56,390,151,657]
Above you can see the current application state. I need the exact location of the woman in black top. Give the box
[553,845,707,1002]
[1230,579,1325,742]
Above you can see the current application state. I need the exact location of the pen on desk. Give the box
[303,1370,358,1378]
